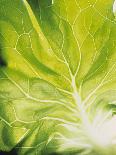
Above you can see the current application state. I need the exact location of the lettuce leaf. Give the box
[0,0,116,154]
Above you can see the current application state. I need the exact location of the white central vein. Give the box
[71,76,90,128]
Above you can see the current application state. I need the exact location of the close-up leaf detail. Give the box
[0,0,116,155]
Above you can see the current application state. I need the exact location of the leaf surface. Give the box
[0,0,116,154]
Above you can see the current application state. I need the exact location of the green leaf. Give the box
[0,0,116,154]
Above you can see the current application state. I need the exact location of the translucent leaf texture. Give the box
[0,0,116,154]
